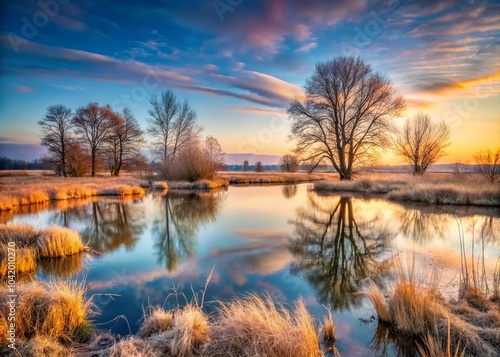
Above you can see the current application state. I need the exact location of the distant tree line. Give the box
[0,157,48,170]
[38,90,224,180]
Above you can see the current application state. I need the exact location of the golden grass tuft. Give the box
[139,307,174,338]
[170,305,209,357]
[0,280,92,343]
[37,226,84,258]
[202,294,322,357]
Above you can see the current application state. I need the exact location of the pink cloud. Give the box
[227,107,287,116]
[13,84,34,92]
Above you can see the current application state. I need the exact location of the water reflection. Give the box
[50,197,145,253]
[153,190,227,271]
[290,193,393,310]
[39,253,85,277]
[398,209,448,244]
[281,184,298,199]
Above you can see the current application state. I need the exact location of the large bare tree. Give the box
[289,56,405,180]
[73,103,115,176]
[147,90,201,164]
[394,113,450,175]
[106,107,144,176]
[38,104,73,177]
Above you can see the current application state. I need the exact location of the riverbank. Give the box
[220,171,335,184]
[0,282,333,357]
[314,173,500,206]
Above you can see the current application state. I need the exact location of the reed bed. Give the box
[361,261,500,357]
[314,173,500,206]
[0,176,158,212]
[168,178,229,190]
[221,171,334,185]
[48,293,334,357]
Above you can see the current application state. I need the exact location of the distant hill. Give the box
[224,153,282,165]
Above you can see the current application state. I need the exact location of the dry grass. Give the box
[202,294,322,357]
[16,335,70,357]
[314,173,500,206]
[139,307,174,338]
[0,176,152,212]
[221,171,334,185]
[171,305,208,357]
[361,260,500,357]
[0,280,93,347]
[108,337,156,357]
[37,226,84,258]
[0,224,87,277]
[168,178,229,190]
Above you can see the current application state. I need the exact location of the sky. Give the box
[0,0,499,164]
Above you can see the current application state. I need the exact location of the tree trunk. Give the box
[91,149,96,177]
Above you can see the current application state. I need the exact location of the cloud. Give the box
[295,42,317,52]
[13,84,34,92]
[226,107,287,115]
[415,72,500,98]
[51,84,84,91]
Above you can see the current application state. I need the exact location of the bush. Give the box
[161,138,224,181]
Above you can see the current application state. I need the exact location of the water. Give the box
[4,184,499,356]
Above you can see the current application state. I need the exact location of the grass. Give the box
[202,294,323,357]
[66,292,334,357]
[0,175,168,212]
[361,257,500,357]
[37,226,84,258]
[314,173,500,206]
[221,171,335,185]
[0,280,93,349]
[139,307,174,338]
[168,177,229,190]
[0,224,87,277]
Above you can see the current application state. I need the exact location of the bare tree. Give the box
[473,148,500,183]
[394,113,450,175]
[289,56,405,180]
[255,161,264,172]
[204,135,225,171]
[106,108,144,176]
[73,103,115,176]
[38,104,73,177]
[280,154,299,172]
[243,160,249,172]
[147,90,201,165]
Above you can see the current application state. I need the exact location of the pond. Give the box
[4,184,499,356]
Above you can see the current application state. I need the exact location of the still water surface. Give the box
[5,184,500,356]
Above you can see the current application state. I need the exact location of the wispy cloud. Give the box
[51,84,84,91]
[13,84,34,92]
[226,107,287,115]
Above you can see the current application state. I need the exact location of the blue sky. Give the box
[0,0,499,162]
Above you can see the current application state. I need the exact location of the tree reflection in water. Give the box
[281,184,298,199]
[153,190,227,271]
[51,197,145,253]
[397,209,448,244]
[289,192,393,310]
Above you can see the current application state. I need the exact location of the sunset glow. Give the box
[0,0,498,164]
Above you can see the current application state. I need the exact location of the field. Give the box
[314,172,500,206]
